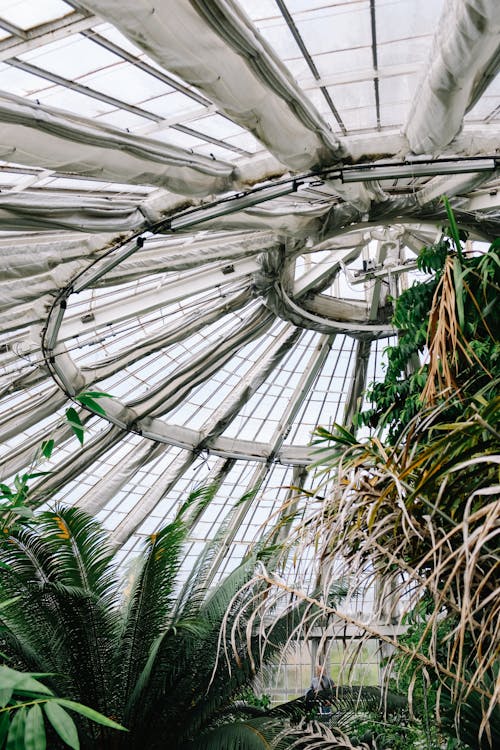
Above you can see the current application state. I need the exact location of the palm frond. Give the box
[173,490,260,624]
[29,507,118,603]
[270,720,371,750]
[186,716,278,750]
[118,517,186,682]
[236,376,499,744]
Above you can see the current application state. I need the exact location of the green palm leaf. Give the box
[36,507,118,603]
[117,518,187,730]
[0,502,345,750]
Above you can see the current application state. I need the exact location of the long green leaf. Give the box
[65,408,84,445]
[24,704,46,750]
[6,708,26,750]
[119,518,187,714]
[77,391,113,399]
[442,195,463,258]
[41,440,55,460]
[75,396,107,416]
[0,667,52,696]
[53,699,127,731]
[44,701,80,750]
[0,712,9,746]
[0,688,13,708]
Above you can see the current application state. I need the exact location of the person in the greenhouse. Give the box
[306,664,335,718]
[309,664,335,693]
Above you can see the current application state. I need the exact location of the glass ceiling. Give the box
[0,0,499,579]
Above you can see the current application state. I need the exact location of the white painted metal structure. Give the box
[0,0,499,575]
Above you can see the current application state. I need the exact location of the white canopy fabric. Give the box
[0,0,498,576]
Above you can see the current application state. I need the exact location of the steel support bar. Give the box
[58,258,259,341]
[0,14,96,61]
[342,338,372,431]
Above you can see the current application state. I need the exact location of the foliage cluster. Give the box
[0,665,124,750]
[230,204,499,749]
[0,391,112,534]
[358,201,500,443]
[0,501,339,750]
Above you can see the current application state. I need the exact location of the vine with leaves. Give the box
[357,197,500,443]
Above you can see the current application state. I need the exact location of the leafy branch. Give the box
[0,391,114,531]
[0,665,126,749]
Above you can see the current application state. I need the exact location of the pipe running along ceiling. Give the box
[0,0,499,578]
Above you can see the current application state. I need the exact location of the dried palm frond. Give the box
[223,386,500,747]
[421,254,462,404]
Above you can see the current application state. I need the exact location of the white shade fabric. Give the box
[0,0,498,576]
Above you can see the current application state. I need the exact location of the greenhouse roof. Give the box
[0,0,499,576]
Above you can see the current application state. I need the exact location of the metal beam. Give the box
[297,62,426,91]
[342,338,371,431]
[274,0,346,134]
[270,465,308,547]
[200,461,269,588]
[110,449,196,547]
[199,324,302,446]
[6,57,164,123]
[31,425,124,504]
[131,305,274,419]
[293,245,364,297]
[367,237,392,321]
[79,0,344,170]
[463,189,500,211]
[58,258,259,341]
[0,14,97,61]
[76,439,166,515]
[81,29,211,107]
[267,334,335,461]
[0,18,28,39]
[9,54,249,156]
[0,90,237,196]
[202,335,333,584]
[369,0,381,130]
[416,170,498,205]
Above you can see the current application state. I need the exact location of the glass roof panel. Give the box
[0,0,72,30]
[0,62,52,95]
[293,2,372,54]
[80,62,171,105]
[18,35,120,78]
[34,84,116,117]
[0,0,498,581]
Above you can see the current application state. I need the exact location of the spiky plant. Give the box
[226,217,500,748]
[0,501,320,750]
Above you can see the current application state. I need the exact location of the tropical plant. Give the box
[224,209,499,748]
[205,685,413,749]
[0,390,112,534]
[358,198,500,443]
[0,498,351,750]
[0,665,126,749]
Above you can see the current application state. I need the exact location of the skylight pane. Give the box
[19,36,120,79]
[0,0,72,30]
[81,63,169,106]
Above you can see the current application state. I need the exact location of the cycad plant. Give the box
[0,501,312,750]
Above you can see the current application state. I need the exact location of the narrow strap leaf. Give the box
[6,707,26,750]
[453,256,465,330]
[0,712,10,746]
[44,701,80,750]
[24,704,46,750]
[442,195,463,259]
[53,699,127,731]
